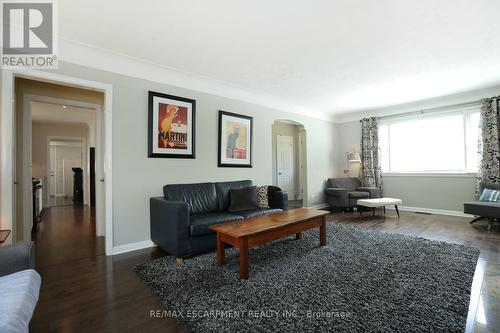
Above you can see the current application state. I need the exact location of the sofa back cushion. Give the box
[163,182,218,215]
[327,178,360,192]
[215,180,253,211]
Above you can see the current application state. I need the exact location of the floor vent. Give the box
[415,211,432,215]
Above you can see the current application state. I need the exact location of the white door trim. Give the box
[24,94,94,240]
[28,93,99,207]
[297,130,305,200]
[1,69,114,255]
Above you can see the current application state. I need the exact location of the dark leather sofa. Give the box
[150,180,288,261]
[324,177,382,211]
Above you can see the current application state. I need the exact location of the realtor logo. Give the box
[1,0,57,68]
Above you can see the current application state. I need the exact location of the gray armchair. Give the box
[464,182,500,230]
[324,177,382,211]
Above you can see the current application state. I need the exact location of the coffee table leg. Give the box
[319,216,327,246]
[216,232,225,266]
[240,237,249,279]
[395,205,400,218]
[295,232,303,240]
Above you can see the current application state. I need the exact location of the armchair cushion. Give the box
[357,186,383,199]
[326,178,361,192]
[0,242,35,277]
[324,188,348,196]
[348,191,370,199]
[479,188,500,202]
[190,213,244,236]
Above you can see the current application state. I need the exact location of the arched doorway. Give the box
[272,120,307,208]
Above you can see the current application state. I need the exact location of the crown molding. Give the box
[58,38,333,122]
[332,83,500,123]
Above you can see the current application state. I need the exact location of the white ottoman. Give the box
[357,198,402,217]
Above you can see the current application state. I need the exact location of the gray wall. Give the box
[47,62,339,246]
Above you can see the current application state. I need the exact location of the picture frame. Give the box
[148,91,196,158]
[218,110,253,168]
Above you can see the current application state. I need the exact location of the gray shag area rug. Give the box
[135,223,479,333]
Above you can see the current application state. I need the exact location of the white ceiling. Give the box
[31,101,95,126]
[59,0,500,117]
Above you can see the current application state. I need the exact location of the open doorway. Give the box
[46,137,85,207]
[12,77,106,265]
[272,120,307,208]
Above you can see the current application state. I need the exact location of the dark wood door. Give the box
[90,147,96,207]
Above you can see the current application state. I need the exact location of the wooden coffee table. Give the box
[208,208,329,279]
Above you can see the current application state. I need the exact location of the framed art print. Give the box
[148,91,196,158]
[218,111,253,167]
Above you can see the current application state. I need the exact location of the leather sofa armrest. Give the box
[0,242,35,277]
[150,197,190,258]
[268,187,288,211]
[357,187,382,198]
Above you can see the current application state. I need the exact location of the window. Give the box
[379,106,481,174]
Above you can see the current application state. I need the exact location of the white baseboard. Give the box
[386,205,473,218]
[306,203,330,210]
[112,240,154,255]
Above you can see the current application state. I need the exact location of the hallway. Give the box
[29,204,174,332]
[32,205,104,268]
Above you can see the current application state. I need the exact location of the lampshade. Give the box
[347,152,361,162]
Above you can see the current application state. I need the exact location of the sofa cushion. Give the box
[189,213,244,236]
[236,208,282,219]
[348,191,370,199]
[464,201,500,218]
[0,269,41,333]
[327,178,361,192]
[215,180,252,211]
[228,186,260,212]
[163,182,218,215]
[257,185,269,208]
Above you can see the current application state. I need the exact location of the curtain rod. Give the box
[376,100,482,121]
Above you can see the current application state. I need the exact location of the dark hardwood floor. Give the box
[30,205,500,332]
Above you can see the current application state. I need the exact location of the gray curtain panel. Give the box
[360,117,383,189]
[476,97,500,197]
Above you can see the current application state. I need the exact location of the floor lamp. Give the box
[343,152,361,176]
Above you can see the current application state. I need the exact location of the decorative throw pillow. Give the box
[479,188,500,202]
[257,185,269,208]
[228,186,260,212]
